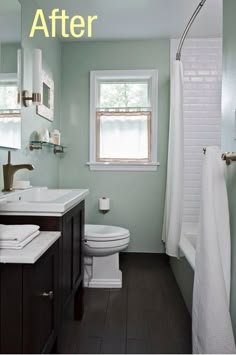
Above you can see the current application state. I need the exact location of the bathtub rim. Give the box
[179,232,196,270]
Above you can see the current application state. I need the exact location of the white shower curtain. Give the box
[162,60,184,257]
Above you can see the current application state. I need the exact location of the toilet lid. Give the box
[84,224,130,241]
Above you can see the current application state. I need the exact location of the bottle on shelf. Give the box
[51,130,61,145]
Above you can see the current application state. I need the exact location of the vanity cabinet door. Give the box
[22,242,59,354]
[0,265,23,354]
[62,213,73,304]
[72,203,84,287]
[61,201,84,306]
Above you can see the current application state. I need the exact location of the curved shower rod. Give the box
[176,0,207,60]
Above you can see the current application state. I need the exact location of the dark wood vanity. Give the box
[0,200,85,354]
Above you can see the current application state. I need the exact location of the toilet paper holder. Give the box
[99,197,110,214]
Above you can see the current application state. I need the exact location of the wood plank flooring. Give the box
[58,253,192,354]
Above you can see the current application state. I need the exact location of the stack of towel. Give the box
[0,224,40,249]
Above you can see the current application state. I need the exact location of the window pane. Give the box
[0,85,19,111]
[99,114,150,160]
[0,116,21,148]
[99,82,149,108]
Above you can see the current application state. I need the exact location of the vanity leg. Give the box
[74,283,84,321]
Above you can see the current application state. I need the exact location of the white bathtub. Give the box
[179,224,198,270]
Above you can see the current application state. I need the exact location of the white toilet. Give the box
[83,224,130,288]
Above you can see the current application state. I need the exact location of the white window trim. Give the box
[88,69,159,171]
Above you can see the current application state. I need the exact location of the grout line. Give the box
[98,336,102,355]
[99,288,111,353]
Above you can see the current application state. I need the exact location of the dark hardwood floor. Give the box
[58,253,192,354]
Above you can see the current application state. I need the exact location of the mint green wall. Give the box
[1,43,20,73]
[59,40,170,252]
[222,0,236,338]
[0,0,62,190]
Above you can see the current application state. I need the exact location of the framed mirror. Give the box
[0,0,21,149]
[36,70,54,122]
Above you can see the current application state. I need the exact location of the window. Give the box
[0,83,20,112]
[0,75,21,149]
[89,70,159,171]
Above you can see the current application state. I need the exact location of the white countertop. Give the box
[0,187,89,216]
[0,231,61,264]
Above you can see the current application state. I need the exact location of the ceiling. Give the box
[35,0,222,41]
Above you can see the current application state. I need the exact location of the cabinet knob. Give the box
[40,291,54,301]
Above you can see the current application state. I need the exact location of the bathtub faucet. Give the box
[2,151,34,192]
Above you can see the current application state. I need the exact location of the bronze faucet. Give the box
[2,151,34,192]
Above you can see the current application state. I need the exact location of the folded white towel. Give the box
[0,224,40,242]
[0,230,40,249]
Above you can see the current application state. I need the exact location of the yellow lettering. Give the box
[29,9,49,38]
[70,15,85,38]
[61,10,70,38]
[88,16,98,38]
[49,9,60,38]
[30,9,99,39]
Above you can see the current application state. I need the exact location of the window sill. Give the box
[86,162,160,172]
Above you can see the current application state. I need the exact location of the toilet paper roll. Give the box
[99,197,110,211]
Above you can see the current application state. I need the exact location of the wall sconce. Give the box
[22,49,42,107]
[17,48,22,105]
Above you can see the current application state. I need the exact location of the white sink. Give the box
[0,187,89,215]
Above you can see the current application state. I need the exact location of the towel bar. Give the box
[221,152,236,165]
[203,148,236,165]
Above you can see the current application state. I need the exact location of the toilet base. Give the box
[84,253,122,288]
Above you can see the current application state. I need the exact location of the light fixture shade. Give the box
[17,48,22,105]
[32,49,42,105]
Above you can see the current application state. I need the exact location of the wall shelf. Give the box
[29,141,65,154]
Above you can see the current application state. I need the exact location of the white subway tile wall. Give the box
[171,39,222,224]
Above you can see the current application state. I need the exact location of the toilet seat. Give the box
[84,237,129,250]
[84,224,130,242]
